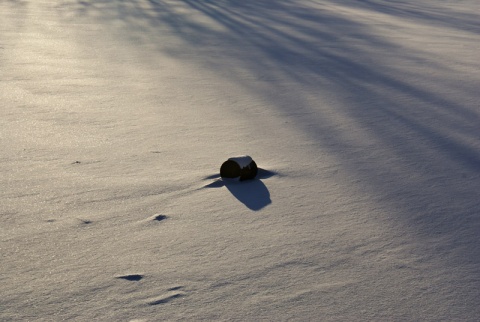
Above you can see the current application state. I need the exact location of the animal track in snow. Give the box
[78,218,93,225]
[147,286,186,305]
[116,274,144,281]
[153,214,168,221]
[147,293,184,305]
[167,286,184,291]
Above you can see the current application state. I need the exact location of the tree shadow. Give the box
[57,0,480,228]
[338,0,480,34]
[55,0,480,306]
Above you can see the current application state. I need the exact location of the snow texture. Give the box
[1,0,480,321]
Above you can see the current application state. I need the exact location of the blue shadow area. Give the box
[203,168,275,210]
[59,1,480,311]
[224,179,271,211]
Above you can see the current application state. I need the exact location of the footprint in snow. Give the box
[116,274,144,281]
[167,286,184,291]
[147,286,186,305]
[79,218,92,225]
[148,293,184,305]
[153,214,168,222]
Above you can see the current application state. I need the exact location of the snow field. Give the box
[1,0,480,320]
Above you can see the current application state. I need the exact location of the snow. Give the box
[227,156,253,169]
[1,0,480,320]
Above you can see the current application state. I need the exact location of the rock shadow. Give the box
[224,179,271,211]
[204,169,274,211]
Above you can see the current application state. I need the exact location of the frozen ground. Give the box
[1,0,480,320]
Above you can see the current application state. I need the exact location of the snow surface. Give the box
[228,156,253,168]
[1,0,480,320]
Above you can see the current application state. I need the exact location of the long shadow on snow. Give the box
[60,0,480,306]
[205,179,271,211]
[204,169,275,211]
[225,180,271,211]
[60,0,480,229]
